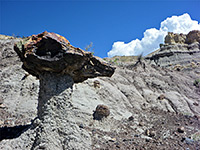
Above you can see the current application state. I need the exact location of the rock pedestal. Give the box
[32,73,74,149]
[37,73,74,120]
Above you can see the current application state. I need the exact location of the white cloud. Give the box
[107,13,200,57]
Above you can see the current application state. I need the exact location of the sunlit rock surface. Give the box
[0,31,200,149]
[146,30,200,68]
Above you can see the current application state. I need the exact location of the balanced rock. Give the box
[14,31,115,82]
[13,31,115,150]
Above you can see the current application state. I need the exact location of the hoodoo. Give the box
[14,31,115,150]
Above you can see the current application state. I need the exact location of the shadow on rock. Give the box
[0,124,31,141]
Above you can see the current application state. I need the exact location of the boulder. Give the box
[93,104,110,120]
[186,30,200,44]
[14,31,115,83]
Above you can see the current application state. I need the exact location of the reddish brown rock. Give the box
[14,31,115,83]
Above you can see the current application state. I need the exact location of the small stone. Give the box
[145,129,155,137]
[115,143,120,148]
[79,124,84,128]
[92,129,96,134]
[191,131,200,141]
[146,129,150,136]
[174,131,179,136]
[109,138,116,142]
[33,118,41,127]
[194,115,200,121]
[38,143,46,149]
[146,138,150,142]
[158,94,165,100]
[0,104,6,109]
[193,102,199,106]
[177,126,185,133]
[139,122,144,126]
[149,131,156,137]
[128,116,134,121]
[134,134,139,137]
[93,104,110,120]
[93,80,100,88]
[116,145,120,148]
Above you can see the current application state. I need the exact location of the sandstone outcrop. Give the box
[146,30,200,68]
[164,30,200,45]
[164,32,186,45]
[186,30,200,44]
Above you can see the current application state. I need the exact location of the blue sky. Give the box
[1,0,200,58]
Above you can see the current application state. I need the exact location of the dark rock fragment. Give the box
[146,129,156,137]
[93,104,110,120]
[177,126,185,133]
[94,80,100,88]
[14,31,115,83]
[128,116,134,121]
[158,94,165,100]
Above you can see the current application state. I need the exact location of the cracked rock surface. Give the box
[14,31,115,82]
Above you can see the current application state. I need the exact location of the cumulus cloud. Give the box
[107,13,200,57]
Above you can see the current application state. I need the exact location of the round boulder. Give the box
[93,104,110,120]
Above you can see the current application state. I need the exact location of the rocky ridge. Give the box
[0,31,200,149]
[146,30,200,69]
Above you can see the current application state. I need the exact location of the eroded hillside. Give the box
[0,32,200,149]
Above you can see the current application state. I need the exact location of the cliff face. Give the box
[0,32,200,149]
[164,30,200,45]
